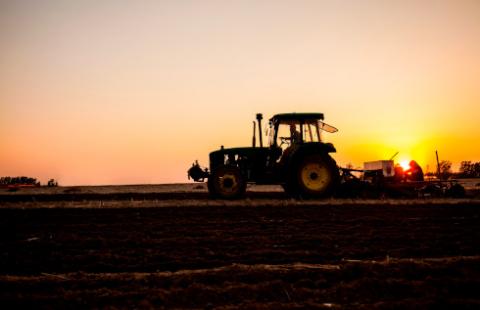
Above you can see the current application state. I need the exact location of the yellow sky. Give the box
[1,0,479,185]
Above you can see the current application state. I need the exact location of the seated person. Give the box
[290,124,301,144]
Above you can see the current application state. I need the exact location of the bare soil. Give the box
[1,186,480,308]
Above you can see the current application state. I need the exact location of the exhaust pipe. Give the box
[256,113,263,147]
[252,121,256,147]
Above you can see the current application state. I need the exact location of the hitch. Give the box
[187,160,209,182]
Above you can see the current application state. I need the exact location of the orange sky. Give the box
[1,0,479,185]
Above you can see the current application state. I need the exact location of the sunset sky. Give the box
[1,0,479,185]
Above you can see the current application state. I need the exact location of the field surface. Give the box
[1,184,480,308]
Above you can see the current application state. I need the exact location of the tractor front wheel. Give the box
[208,165,246,199]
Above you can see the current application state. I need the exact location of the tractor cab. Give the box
[268,113,337,146]
[267,113,338,162]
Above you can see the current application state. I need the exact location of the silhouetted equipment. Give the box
[389,151,399,161]
[338,156,464,198]
[187,161,209,183]
[187,114,465,199]
[364,160,395,178]
[188,112,340,198]
[47,179,58,187]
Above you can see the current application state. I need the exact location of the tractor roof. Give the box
[270,113,324,122]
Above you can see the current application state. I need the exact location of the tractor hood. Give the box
[209,146,270,160]
[209,146,271,171]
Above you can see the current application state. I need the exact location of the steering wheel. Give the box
[279,136,291,147]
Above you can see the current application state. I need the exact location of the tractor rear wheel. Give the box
[208,165,246,199]
[287,154,339,198]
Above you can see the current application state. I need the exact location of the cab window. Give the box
[303,121,320,142]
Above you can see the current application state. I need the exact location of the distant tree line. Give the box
[458,161,480,178]
[425,160,480,179]
[0,176,40,186]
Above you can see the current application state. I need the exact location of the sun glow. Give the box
[399,160,411,171]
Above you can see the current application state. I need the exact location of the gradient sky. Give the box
[1,0,479,185]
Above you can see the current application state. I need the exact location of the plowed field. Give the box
[1,194,480,308]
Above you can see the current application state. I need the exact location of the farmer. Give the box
[290,124,301,144]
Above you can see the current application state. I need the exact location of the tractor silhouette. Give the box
[188,113,339,199]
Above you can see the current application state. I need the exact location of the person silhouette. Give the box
[290,124,301,144]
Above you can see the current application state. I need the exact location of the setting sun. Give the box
[399,160,411,171]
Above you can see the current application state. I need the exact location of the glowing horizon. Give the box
[1,0,479,185]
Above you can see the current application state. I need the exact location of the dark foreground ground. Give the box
[1,200,480,309]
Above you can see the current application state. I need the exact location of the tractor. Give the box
[188,113,340,198]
